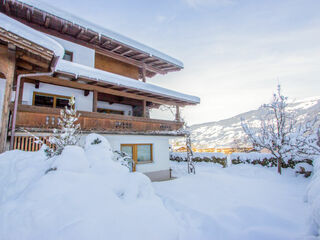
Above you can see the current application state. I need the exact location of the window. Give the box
[33,92,72,109]
[121,144,153,166]
[97,108,124,115]
[63,50,73,62]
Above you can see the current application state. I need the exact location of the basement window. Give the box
[33,92,71,109]
[121,144,153,164]
[63,50,73,62]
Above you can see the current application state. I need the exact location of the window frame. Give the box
[63,50,73,62]
[33,92,72,109]
[120,144,153,165]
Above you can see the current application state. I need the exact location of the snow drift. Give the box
[305,157,320,236]
[0,134,178,240]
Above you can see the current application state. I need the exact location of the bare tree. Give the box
[186,131,195,174]
[179,110,196,174]
[288,118,320,157]
[241,85,319,174]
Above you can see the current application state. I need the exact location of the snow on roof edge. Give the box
[14,0,184,68]
[0,12,64,57]
[55,59,199,104]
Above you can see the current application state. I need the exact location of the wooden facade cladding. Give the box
[12,105,184,134]
[95,53,140,80]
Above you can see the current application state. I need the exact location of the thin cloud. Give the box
[182,0,235,8]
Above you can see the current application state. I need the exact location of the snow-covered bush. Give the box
[231,152,276,166]
[305,158,320,236]
[295,162,313,178]
[170,152,227,167]
[230,152,313,176]
[45,96,81,157]
[113,150,134,171]
[0,134,178,240]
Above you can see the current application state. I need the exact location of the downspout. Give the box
[9,56,60,150]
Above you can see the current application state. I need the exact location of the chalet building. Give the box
[0,0,199,180]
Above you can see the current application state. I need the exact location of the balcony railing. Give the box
[11,105,184,135]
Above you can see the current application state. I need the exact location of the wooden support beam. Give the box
[142,100,146,118]
[89,35,99,43]
[152,62,168,67]
[144,59,160,65]
[101,40,111,47]
[5,2,10,14]
[87,81,98,85]
[93,90,98,112]
[0,45,16,153]
[84,90,90,96]
[161,66,179,70]
[17,61,33,70]
[19,55,49,69]
[141,57,153,62]
[26,9,31,22]
[111,45,122,52]
[121,49,133,56]
[35,80,40,89]
[18,79,24,104]
[141,65,146,82]
[61,24,68,33]
[131,53,147,59]
[76,29,84,39]
[175,105,180,122]
[44,17,51,28]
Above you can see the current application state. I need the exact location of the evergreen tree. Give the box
[45,96,81,157]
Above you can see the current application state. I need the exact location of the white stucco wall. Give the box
[23,82,93,112]
[97,101,133,116]
[22,83,134,114]
[103,134,170,173]
[49,35,95,67]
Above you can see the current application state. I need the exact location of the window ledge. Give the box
[137,161,153,164]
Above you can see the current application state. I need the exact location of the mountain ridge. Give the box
[173,96,320,149]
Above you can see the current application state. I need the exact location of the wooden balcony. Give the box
[11,105,184,135]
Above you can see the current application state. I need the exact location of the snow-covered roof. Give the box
[0,12,64,57]
[56,59,199,104]
[13,0,183,68]
[0,8,198,105]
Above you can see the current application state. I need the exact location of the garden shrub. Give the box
[170,152,227,168]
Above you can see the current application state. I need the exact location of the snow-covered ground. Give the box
[154,162,311,240]
[0,134,178,240]
[0,135,314,240]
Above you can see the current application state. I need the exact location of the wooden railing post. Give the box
[18,79,24,104]
[93,90,98,112]
[175,105,180,122]
[0,44,16,153]
[142,99,146,118]
[141,64,146,82]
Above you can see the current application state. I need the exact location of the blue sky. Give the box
[39,0,320,124]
